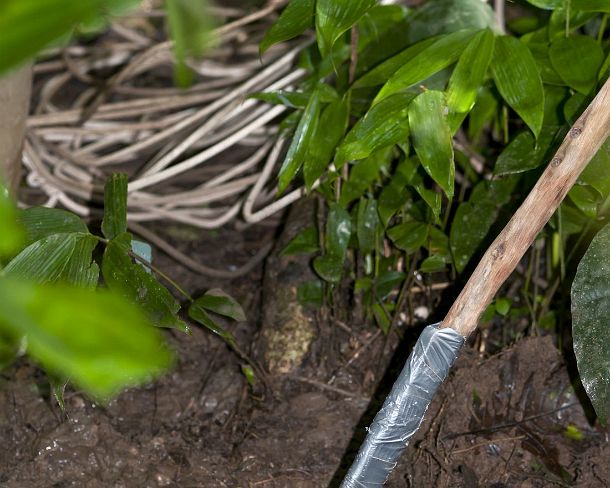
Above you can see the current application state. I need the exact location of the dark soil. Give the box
[0,214,609,488]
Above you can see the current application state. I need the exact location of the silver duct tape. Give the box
[341,324,464,488]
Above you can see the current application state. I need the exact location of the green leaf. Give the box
[304,97,349,189]
[166,0,213,86]
[278,90,320,193]
[571,0,610,12]
[297,280,324,308]
[450,201,496,272]
[313,203,351,283]
[376,270,405,299]
[378,160,415,226]
[313,255,344,283]
[0,279,173,400]
[252,84,337,109]
[354,36,439,89]
[403,0,497,44]
[409,91,454,198]
[372,302,391,333]
[102,233,187,331]
[491,36,545,139]
[387,221,428,253]
[336,93,413,166]
[339,149,392,206]
[357,198,379,254]
[420,254,447,273]
[568,185,599,218]
[101,173,128,240]
[494,126,560,175]
[446,29,495,133]
[495,297,511,316]
[580,139,610,197]
[281,226,319,255]
[188,303,237,348]
[468,86,499,143]
[524,0,564,9]
[4,233,99,288]
[192,289,246,322]
[315,0,376,58]
[260,0,314,54]
[18,207,87,247]
[325,203,352,257]
[373,29,478,104]
[0,185,24,258]
[571,223,610,422]
[549,36,604,95]
[0,0,109,74]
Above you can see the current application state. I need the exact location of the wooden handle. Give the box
[441,77,610,337]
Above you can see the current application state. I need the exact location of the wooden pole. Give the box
[441,77,610,337]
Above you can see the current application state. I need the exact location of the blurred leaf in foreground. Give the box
[0,279,173,400]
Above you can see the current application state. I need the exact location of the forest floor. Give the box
[0,219,609,488]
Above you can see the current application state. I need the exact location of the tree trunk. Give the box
[0,64,32,196]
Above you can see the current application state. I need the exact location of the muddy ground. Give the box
[0,214,608,488]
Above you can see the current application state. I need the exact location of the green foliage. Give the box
[0,0,210,84]
[0,280,173,400]
[263,0,610,417]
[0,172,246,400]
[260,0,314,54]
[572,224,610,423]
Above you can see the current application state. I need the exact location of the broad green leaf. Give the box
[548,8,596,40]
[0,0,104,74]
[373,29,478,104]
[102,233,187,331]
[524,0,564,9]
[281,226,319,255]
[494,126,560,175]
[297,280,323,308]
[409,91,454,198]
[357,198,379,254]
[315,0,376,58]
[491,36,544,139]
[409,163,443,222]
[260,0,314,54]
[387,221,428,253]
[252,84,337,109]
[571,0,610,11]
[101,173,128,240]
[446,29,495,133]
[278,90,320,193]
[571,223,610,422]
[0,184,23,257]
[314,203,351,283]
[378,159,415,226]
[523,36,565,86]
[549,36,604,94]
[188,303,237,349]
[468,86,499,142]
[339,149,392,206]
[325,203,352,257]
[403,0,497,44]
[313,255,344,283]
[568,185,598,218]
[450,201,496,272]
[192,289,246,322]
[373,302,391,333]
[18,207,87,247]
[580,139,610,197]
[4,232,99,288]
[0,279,172,400]
[354,36,439,89]
[376,270,405,299]
[335,93,414,166]
[166,0,213,86]
[420,254,447,273]
[304,97,349,189]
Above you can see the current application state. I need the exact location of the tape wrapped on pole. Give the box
[340,325,464,488]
